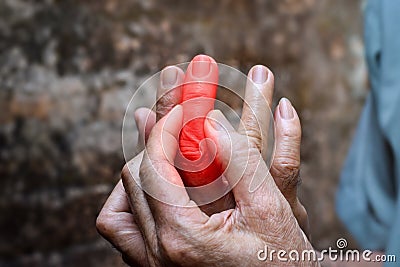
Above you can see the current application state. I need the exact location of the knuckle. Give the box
[274,156,300,173]
[95,213,112,237]
[247,131,263,150]
[121,163,131,180]
[242,117,262,140]
[271,158,300,190]
[157,222,202,263]
[158,228,187,262]
[280,126,300,139]
[156,96,175,117]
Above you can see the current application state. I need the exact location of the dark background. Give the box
[0,0,366,266]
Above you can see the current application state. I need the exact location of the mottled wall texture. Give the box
[0,0,366,266]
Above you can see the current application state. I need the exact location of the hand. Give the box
[118,104,316,266]
[95,64,185,266]
[96,56,311,265]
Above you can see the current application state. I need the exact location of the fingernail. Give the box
[168,104,183,123]
[279,98,294,119]
[191,55,211,78]
[251,65,268,84]
[171,104,183,115]
[161,66,178,88]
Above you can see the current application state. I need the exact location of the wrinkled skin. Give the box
[96,55,313,266]
[178,55,222,187]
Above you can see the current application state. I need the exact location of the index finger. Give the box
[140,105,208,224]
[156,66,184,121]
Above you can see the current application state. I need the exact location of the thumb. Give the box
[204,110,275,205]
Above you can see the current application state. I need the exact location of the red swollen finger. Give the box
[177,55,223,187]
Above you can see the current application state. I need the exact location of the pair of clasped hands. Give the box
[97,55,317,266]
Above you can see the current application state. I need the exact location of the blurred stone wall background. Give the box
[0,0,366,266]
